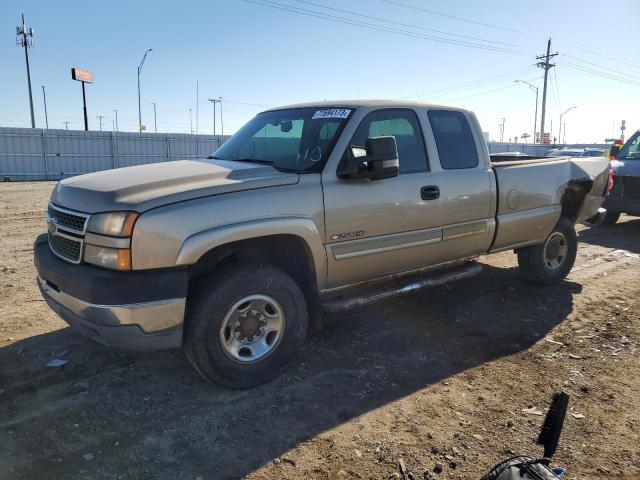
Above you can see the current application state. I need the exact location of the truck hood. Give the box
[50,159,299,213]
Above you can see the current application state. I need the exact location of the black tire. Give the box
[517,217,577,285]
[185,264,308,389]
[602,211,620,226]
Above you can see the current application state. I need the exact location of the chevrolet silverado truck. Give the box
[34,100,609,388]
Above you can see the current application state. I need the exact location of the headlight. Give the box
[88,211,138,237]
[84,244,131,270]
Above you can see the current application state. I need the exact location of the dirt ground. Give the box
[0,181,638,480]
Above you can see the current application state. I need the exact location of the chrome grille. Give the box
[48,204,89,234]
[49,233,82,263]
[47,203,90,264]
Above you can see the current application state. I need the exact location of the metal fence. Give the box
[0,127,611,181]
[486,142,609,156]
[0,127,231,181]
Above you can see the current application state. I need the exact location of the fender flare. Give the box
[175,216,327,289]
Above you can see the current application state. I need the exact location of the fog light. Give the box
[84,244,131,270]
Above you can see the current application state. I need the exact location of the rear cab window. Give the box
[342,108,429,174]
[427,110,479,170]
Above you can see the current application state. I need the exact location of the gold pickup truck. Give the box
[34,100,609,388]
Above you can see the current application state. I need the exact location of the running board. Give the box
[322,262,483,313]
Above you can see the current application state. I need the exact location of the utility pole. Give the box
[536,38,558,144]
[41,85,49,129]
[208,98,221,135]
[16,14,36,128]
[219,97,224,136]
[499,117,505,142]
[137,49,152,132]
[96,115,105,131]
[113,109,119,131]
[63,121,70,130]
[152,102,157,133]
[196,81,199,135]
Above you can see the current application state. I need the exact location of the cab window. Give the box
[428,110,479,169]
[343,109,428,174]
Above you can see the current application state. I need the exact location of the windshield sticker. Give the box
[312,108,351,120]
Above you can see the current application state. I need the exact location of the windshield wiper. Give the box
[226,157,275,166]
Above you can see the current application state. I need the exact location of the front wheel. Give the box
[517,217,577,285]
[185,264,308,389]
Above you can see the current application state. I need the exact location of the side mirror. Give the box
[337,136,400,181]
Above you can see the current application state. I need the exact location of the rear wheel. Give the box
[185,264,308,389]
[517,217,577,285]
[602,211,620,226]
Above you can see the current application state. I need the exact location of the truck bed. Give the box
[489,155,609,252]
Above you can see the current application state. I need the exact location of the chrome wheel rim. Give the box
[544,232,568,270]
[219,294,285,363]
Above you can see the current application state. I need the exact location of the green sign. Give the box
[605,138,616,142]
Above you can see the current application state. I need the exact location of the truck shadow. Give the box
[578,216,640,254]
[0,264,580,479]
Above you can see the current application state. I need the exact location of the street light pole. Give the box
[41,85,49,129]
[152,102,157,133]
[515,80,538,143]
[189,108,193,134]
[137,48,152,133]
[559,106,577,145]
[113,109,119,131]
[96,115,105,131]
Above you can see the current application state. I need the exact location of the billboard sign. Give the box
[71,68,94,83]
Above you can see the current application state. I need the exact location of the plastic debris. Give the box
[45,359,68,367]
[522,407,544,416]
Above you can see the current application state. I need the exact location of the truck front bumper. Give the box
[34,234,188,351]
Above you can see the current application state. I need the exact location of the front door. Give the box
[322,107,494,289]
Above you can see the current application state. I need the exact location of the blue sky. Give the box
[2,0,638,143]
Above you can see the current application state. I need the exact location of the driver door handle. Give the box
[421,185,440,200]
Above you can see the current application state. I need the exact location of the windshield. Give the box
[212,107,353,172]
[618,131,640,159]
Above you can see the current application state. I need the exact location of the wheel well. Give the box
[560,180,592,222]
[188,234,322,331]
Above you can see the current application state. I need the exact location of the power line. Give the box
[564,54,640,81]
[550,66,560,111]
[381,0,523,34]
[288,0,518,47]
[577,47,640,71]
[437,78,540,104]
[561,61,640,87]
[401,65,536,99]
[552,67,561,110]
[243,0,519,53]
